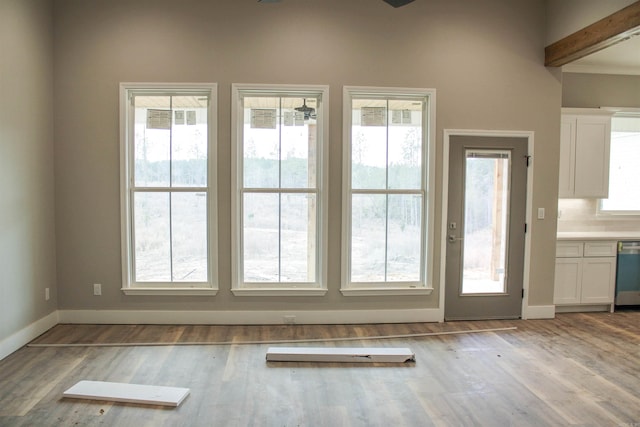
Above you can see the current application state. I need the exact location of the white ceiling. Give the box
[562,35,640,75]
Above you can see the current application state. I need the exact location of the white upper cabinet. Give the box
[559,108,613,198]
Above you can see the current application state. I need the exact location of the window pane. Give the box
[387,194,422,281]
[243,97,280,188]
[281,193,316,282]
[351,194,386,282]
[134,192,171,282]
[171,96,208,187]
[281,97,316,189]
[388,100,422,190]
[171,192,208,282]
[243,96,318,190]
[134,96,171,187]
[601,116,640,212]
[351,100,387,189]
[344,89,431,289]
[243,192,279,282]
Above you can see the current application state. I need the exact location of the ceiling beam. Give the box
[545,1,640,67]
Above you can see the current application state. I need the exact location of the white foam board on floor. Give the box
[266,347,415,363]
[62,380,190,407]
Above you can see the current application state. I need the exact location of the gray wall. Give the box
[0,0,57,344]
[53,0,561,313]
[562,73,640,108]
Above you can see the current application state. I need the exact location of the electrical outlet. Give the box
[45,288,50,301]
[283,315,296,324]
[93,283,102,296]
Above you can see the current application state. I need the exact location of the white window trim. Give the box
[119,82,219,296]
[341,86,436,296]
[597,108,640,217]
[230,84,329,296]
[596,205,640,218]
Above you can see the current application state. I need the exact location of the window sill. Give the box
[231,287,328,297]
[121,287,218,296]
[340,287,433,297]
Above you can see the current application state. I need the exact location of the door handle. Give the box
[448,234,464,243]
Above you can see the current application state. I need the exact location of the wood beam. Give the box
[545,1,640,67]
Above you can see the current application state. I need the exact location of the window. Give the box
[231,84,329,296]
[341,87,435,295]
[599,113,640,215]
[120,83,218,295]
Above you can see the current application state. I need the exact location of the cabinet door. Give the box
[581,257,616,304]
[554,258,582,305]
[573,116,611,198]
[558,117,576,198]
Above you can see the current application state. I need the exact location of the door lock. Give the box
[448,234,464,243]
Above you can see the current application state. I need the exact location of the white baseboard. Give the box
[0,311,59,361]
[555,304,611,313]
[58,308,442,325]
[524,305,555,319]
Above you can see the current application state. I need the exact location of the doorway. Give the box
[444,134,529,320]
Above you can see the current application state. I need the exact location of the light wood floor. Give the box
[0,311,639,426]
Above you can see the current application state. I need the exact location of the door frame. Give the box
[439,129,535,321]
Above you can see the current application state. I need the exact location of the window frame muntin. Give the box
[231,84,329,296]
[119,83,218,295]
[341,86,436,296]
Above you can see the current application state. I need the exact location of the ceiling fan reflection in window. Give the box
[295,99,316,120]
[258,0,415,7]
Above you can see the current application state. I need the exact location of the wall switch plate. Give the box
[93,283,102,296]
[537,207,545,219]
[45,288,50,301]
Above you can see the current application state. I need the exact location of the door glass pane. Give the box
[134,192,171,282]
[243,192,279,282]
[462,150,510,294]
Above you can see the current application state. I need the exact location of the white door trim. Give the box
[440,129,535,321]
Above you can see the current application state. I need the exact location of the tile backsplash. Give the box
[558,199,640,232]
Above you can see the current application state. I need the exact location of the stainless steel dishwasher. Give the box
[615,241,640,306]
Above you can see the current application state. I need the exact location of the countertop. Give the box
[557,231,640,241]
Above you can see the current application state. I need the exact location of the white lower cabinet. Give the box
[554,257,582,304]
[554,241,616,309]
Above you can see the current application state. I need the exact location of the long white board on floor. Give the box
[62,380,190,407]
[266,347,415,363]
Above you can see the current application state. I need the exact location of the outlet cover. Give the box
[93,283,102,296]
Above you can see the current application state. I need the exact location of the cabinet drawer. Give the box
[556,242,583,258]
[584,241,617,257]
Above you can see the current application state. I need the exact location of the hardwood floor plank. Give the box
[1,312,639,426]
[0,349,86,417]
